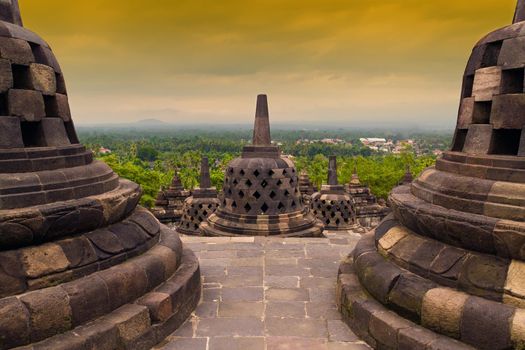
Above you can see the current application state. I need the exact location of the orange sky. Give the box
[20,0,518,128]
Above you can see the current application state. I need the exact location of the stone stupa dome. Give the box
[0,2,201,348]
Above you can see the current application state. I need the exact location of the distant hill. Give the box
[136,119,170,125]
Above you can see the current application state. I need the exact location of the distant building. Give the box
[99,147,112,154]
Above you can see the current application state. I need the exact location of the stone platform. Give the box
[155,231,370,350]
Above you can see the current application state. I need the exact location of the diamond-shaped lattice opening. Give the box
[290,178,295,185]
[269,169,275,176]
[336,219,341,225]
[194,223,199,230]
[261,203,269,213]
[232,201,237,208]
[244,203,252,212]
[208,204,213,209]
[284,190,290,197]
[228,189,233,195]
[239,190,245,198]
[253,191,261,199]
[291,200,297,208]
[278,202,285,210]
[283,169,287,175]
[325,219,331,225]
[261,180,268,188]
[344,218,350,223]
[233,179,239,186]
[229,168,234,174]
[246,179,253,187]
[269,191,276,199]
[199,204,204,209]
[223,200,227,206]
[203,210,208,216]
[330,212,336,218]
[253,169,260,177]
[240,169,246,176]
[276,179,283,187]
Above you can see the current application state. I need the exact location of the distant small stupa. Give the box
[177,157,220,235]
[151,172,190,225]
[310,156,356,230]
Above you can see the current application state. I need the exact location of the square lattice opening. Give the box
[452,129,468,152]
[501,68,525,94]
[472,101,492,124]
[489,129,521,155]
[481,41,503,68]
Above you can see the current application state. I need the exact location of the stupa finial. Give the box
[328,156,338,186]
[200,157,212,189]
[514,0,525,23]
[252,94,271,146]
[0,0,23,26]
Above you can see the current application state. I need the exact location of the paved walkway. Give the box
[155,231,370,350]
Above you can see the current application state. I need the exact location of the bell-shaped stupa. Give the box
[177,157,219,235]
[338,2,525,349]
[201,95,324,237]
[0,3,200,348]
[311,156,356,230]
[152,172,190,225]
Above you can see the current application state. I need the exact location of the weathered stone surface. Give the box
[21,243,69,278]
[8,89,45,121]
[0,116,23,148]
[472,66,501,101]
[421,288,468,338]
[463,124,492,155]
[20,286,73,342]
[0,36,33,64]
[0,297,31,349]
[29,63,56,95]
[62,274,110,326]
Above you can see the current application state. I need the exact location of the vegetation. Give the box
[79,127,450,207]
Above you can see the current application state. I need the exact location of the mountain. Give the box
[136,119,170,125]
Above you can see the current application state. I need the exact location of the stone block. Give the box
[499,36,525,67]
[0,116,23,148]
[519,130,525,157]
[472,66,501,101]
[45,93,71,121]
[20,286,73,342]
[0,36,34,65]
[62,275,111,326]
[0,250,27,298]
[458,254,508,300]
[74,320,119,350]
[104,304,151,345]
[368,310,412,348]
[29,63,56,95]
[504,260,525,304]
[20,243,69,278]
[460,296,514,349]
[0,58,12,92]
[388,273,437,322]
[56,236,98,268]
[421,288,468,338]
[98,263,148,310]
[8,89,45,124]
[0,297,31,349]
[512,309,525,348]
[457,98,475,128]
[137,292,173,322]
[398,326,438,350]
[40,117,70,146]
[138,253,166,290]
[463,124,492,155]
[491,94,525,129]
[355,252,401,304]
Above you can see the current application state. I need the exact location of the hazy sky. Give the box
[21,0,517,127]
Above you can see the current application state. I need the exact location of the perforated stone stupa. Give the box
[311,156,356,231]
[177,157,219,235]
[346,167,389,229]
[201,95,324,237]
[0,2,200,348]
[151,173,190,225]
[337,2,525,349]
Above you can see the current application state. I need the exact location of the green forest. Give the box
[79,127,450,208]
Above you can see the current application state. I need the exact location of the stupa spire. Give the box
[0,0,23,26]
[328,156,338,186]
[514,0,525,23]
[200,157,212,189]
[252,94,271,146]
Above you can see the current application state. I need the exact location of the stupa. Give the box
[177,157,219,235]
[151,173,190,225]
[337,2,525,349]
[201,95,324,237]
[299,170,317,204]
[311,156,356,230]
[346,167,389,228]
[0,2,201,349]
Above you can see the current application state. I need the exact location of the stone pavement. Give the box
[154,231,370,350]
